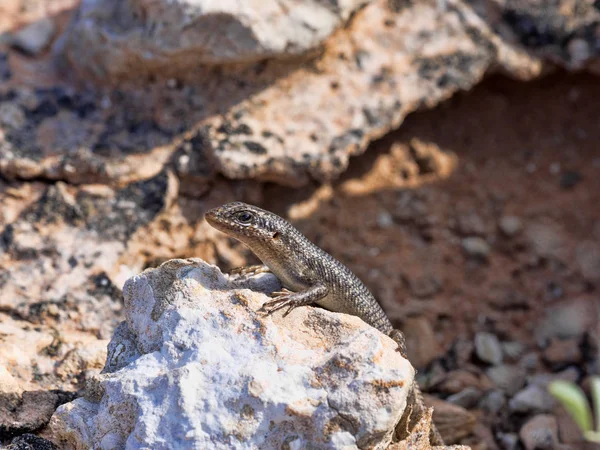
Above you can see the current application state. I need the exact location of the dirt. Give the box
[261,72,600,350]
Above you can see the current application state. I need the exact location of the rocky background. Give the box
[1,0,599,448]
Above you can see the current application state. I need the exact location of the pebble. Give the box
[509,385,554,413]
[486,364,526,396]
[376,211,394,228]
[461,237,491,260]
[478,389,506,414]
[502,341,525,361]
[0,102,26,130]
[519,415,559,450]
[496,432,519,450]
[526,222,564,260]
[535,298,595,345]
[475,332,503,365]
[543,338,582,366]
[567,38,591,67]
[498,215,522,237]
[446,387,482,409]
[10,18,56,55]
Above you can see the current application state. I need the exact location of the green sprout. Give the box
[548,377,600,443]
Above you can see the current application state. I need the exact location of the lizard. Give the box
[205,201,444,445]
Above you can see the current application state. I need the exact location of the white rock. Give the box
[50,258,414,449]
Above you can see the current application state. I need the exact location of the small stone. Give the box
[0,102,26,130]
[478,389,506,414]
[498,215,522,237]
[519,415,559,450]
[376,211,394,228]
[509,385,554,414]
[496,432,519,450]
[535,298,595,344]
[475,332,503,365]
[502,341,525,361]
[455,212,486,236]
[486,365,526,396]
[567,38,591,67]
[462,237,491,260]
[526,222,564,260]
[10,18,56,55]
[446,387,482,409]
[543,338,582,366]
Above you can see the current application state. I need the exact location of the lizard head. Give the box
[205,202,287,248]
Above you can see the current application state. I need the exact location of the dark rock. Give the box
[7,434,59,450]
[0,390,77,439]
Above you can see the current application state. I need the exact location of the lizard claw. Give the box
[259,289,299,317]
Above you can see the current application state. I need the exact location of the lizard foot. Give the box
[258,289,301,317]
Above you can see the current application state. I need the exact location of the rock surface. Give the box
[57,0,371,73]
[49,258,415,449]
[3,0,596,189]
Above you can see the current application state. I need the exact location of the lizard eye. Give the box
[235,211,254,224]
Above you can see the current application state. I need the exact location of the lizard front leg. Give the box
[259,284,328,317]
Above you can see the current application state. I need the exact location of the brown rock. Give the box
[404,317,443,369]
[0,390,77,438]
[543,338,582,366]
[426,395,477,445]
[519,414,559,450]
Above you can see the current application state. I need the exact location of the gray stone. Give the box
[486,365,526,396]
[10,18,56,55]
[509,385,554,414]
[478,389,506,415]
[496,432,519,450]
[475,332,503,365]
[535,298,597,345]
[446,387,482,409]
[462,237,491,260]
[519,415,559,450]
[499,215,522,237]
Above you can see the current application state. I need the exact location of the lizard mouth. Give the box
[205,208,237,235]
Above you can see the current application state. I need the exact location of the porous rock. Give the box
[5,1,600,188]
[50,258,415,449]
[56,0,371,73]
